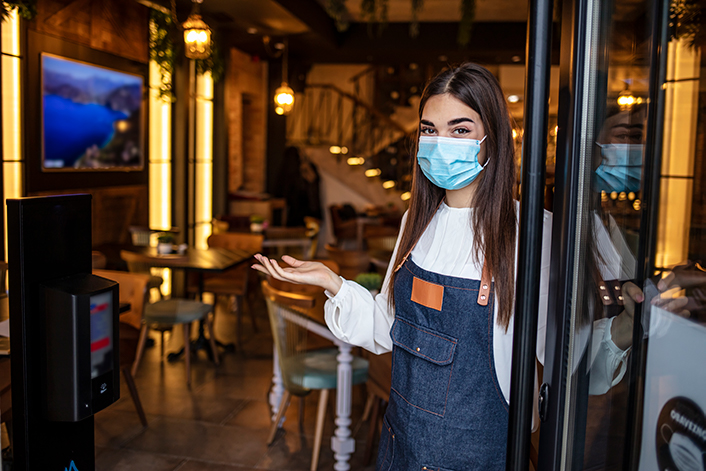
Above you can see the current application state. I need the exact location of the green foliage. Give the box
[149,7,224,101]
[1,0,38,21]
[457,0,475,47]
[355,272,383,292]
[670,0,705,48]
[157,233,175,244]
[149,9,176,101]
[195,32,224,83]
[325,0,350,32]
[409,0,423,38]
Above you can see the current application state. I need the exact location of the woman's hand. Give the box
[610,277,690,351]
[251,254,343,295]
[610,282,644,351]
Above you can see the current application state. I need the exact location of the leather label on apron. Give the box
[411,276,444,311]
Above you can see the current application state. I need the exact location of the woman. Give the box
[253,63,629,470]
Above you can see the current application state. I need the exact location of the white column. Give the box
[331,343,355,471]
[269,345,285,424]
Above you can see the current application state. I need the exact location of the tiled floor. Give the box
[94,290,377,471]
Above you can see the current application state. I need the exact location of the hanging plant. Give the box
[409,0,423,37]
[325,0,350,32]
[195,32,224,83]
[149,9,176,101]
[669,0,705,48]
[457,0,475,46]
[148,6,224,100]
[0,0,37,21]
[360,0,389,36]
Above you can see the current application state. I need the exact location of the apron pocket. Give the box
[390,318,458,416]
[376,415,396,471]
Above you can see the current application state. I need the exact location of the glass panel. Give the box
[557,0,706,469]
[637,16,706,471]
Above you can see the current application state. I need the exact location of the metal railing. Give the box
[287,84,408,159]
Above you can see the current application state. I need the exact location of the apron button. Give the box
[416,347,420,352]
[481,295,486,300]
[483,284,488,290]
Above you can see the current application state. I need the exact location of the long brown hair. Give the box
[389,63,518,330]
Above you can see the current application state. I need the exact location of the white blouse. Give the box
[324,201,629,412]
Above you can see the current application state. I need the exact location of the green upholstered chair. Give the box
[261,280,368,471]
[133,298,219,387]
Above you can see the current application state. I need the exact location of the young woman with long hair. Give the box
[253,62,630,470]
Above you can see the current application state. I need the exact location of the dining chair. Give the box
[120,249,164,300]
[199,232,263,349]
[303,216,321,259]
[324,243,371,280]
[93,269,151,426]
[261,279,369,471]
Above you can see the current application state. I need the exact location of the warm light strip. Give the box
[194,71,213,250]
[148,55,172,231]
[2,10,23,259]
[655,38,701,269]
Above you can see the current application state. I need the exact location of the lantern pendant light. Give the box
[183,0,211,60]
[274,39,294,115]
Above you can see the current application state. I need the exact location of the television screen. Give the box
[41,53,144,171]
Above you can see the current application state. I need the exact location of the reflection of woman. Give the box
[254,63,627,470]
[281,146,322,226]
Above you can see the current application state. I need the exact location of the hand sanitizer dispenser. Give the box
[41,273,120,422]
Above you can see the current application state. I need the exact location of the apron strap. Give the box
[477,258,491,306]
[394,199,444,274]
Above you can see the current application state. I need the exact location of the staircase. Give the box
[287,83,414,210]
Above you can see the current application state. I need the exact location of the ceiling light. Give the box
[182,0,211,60]
[273,39,294,115]
[329,146,341,154]
[347,157,365,166]
[400,191,411,201]
[247,27,258,35]
[507,95,520,103]
[365,168,381,177]
[382,180,396,189]
[511,55,521,62]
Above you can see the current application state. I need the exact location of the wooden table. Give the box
[265,283,358,471]
[121,246,256,358]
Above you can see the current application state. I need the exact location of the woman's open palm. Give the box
[252,254,343,294]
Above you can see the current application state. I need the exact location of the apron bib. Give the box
[376,259,509,471]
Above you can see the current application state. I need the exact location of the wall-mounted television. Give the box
[41,53,144,172]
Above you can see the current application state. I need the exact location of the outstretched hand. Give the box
[251,254,343,295]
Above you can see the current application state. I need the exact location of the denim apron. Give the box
[376,258,509,471]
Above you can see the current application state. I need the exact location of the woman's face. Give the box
[420,93,487,164]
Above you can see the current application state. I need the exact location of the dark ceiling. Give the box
[162,0,551,66]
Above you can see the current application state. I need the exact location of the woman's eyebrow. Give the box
[420,119,435,126]
[448,117,474,125]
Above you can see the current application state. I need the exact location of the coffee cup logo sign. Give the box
[65,461,79,471]
[657,397,706,471]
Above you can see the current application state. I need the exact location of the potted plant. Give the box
[249,215,267,233]
[156,234,175,254]
[354,272,383,296]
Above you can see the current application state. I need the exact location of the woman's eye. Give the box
[421,127,436,135]
[453,128,471,135]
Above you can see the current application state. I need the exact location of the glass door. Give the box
[537,0,706,468]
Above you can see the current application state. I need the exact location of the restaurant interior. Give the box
[4,0,691,469]
[0,1,548,469]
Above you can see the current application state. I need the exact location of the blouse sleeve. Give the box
[323,212,407,354]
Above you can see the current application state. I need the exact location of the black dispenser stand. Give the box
[7,194,96,470]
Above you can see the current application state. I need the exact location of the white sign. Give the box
[639,306,706,471]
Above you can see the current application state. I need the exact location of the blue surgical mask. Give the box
[417,135,488,190]
[593,143,643,193]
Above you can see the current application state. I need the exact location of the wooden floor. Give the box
[91,290,377,471]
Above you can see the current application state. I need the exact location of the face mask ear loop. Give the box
[479,135,489,168]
